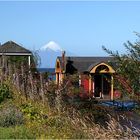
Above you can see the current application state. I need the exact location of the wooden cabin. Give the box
[55,52,121,100]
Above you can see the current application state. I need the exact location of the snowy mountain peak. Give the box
[40,41,63,52]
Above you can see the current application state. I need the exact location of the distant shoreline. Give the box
[37,68,55,73]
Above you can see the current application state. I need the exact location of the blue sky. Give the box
[0,1,140,56]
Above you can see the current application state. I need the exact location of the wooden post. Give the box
[92,77,95,97]
[28,56,31,67]
[79,74,81,86]
[111,75,114,100]
[59,73,63,84]
[56,73,58,84]
[101,74,103,98]
[89,74,92,96]
[56,73,61,85]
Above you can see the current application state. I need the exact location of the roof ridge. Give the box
[0,41,31,53]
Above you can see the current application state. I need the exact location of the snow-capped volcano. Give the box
[38,41,63,68]
[37,41,75,68]
[40,41,63,52]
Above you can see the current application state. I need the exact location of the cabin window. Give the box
[95,65,109,73]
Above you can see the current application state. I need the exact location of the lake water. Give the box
[37,68,55,73]
[37,68,56,80]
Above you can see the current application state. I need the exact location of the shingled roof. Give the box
[57,56,115,72]
[0,41,32,54]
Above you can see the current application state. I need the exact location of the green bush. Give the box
[45,82,57,108]
[0,83,11,103]
[0,126,35,139]
[46,92,56,108]
[21,103,40,120]
[20,102,48,123]
[0,104,24,127]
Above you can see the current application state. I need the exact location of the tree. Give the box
[32,50,41,68]
[102,33,140,99]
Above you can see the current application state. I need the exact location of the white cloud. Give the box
[40,41,63,52]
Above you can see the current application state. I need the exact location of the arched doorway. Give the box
[90,62,115,99]
[94,74,111,98]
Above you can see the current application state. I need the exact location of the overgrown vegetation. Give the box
[0,107,23,127]
[102,33,140,100]
[0,83,11,103]
[0,44,139,139]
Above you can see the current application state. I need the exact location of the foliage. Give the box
[45,81,57,108]
[21,103,41,121]
[42,115,88,139]
[3,51,38,71]
[8,56,31,70]
[32,50,41,68]
[0,83,11,103]
[0,85,139,139]
[0,126,35,139]
[0,102,24,127]
[102,33,140,98]
[61,74,81,97]
[21,102,48,123]
[77,103,109,125]
[0,60,139,139]
[8,56,28,65]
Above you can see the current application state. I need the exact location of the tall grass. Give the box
[0,65,139,139]
[0,126,35,139]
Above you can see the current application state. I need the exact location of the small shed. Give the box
[0,41,32,68]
